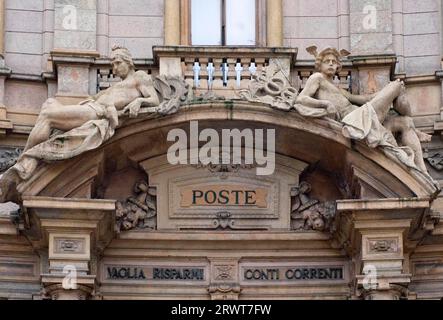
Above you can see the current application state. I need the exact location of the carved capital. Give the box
[43,283,94,300]
[358,284,409,300]
[208,283,241,300]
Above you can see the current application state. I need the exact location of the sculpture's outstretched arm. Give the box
[341,89,376,106]
[90,90,107,101]
[121,72,161,118]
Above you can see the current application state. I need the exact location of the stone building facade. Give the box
[0,0,443,300]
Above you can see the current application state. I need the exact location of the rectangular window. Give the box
[225,0,256,45]
[191,0,256,46]
[191,0,222,45]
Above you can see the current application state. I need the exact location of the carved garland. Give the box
[290,182,336,232]
[115,181,157,232]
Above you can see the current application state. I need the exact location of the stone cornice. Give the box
[23,196,115,211]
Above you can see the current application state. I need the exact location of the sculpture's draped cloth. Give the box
[341,102,417,170]
[15,113,116,180]
[11,75,188,181]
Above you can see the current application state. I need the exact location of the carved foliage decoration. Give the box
[115,181,157,232]
[0,148,22,173]
[425,152,443,171]
[154,75,191,115]
[290,182,336,232]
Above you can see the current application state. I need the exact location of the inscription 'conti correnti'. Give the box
[243,267,344,281]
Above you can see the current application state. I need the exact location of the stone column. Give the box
[349,0,393,56]
[266,0,283,47]
[165,0,181,45]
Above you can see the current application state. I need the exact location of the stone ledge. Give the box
[23,196,115,211]
[337,198,431,211]
[117,231,331,241]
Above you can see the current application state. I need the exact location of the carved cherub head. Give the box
[306,46,351,74]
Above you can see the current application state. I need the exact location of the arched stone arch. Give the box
[18,101,438,201]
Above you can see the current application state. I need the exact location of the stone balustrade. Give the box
[153,46,298,98]
[92,48,393,98]
[95,58,159,92]
[293,62,353,93]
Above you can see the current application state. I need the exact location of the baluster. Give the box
[184,57,195,89]
[339,70,350,91]
[98,68,111,91]
[193,60,201,88]
[292,69,302,92]
[212,58,224,89]
[254,58,266,73]
[238,58,251,89]
[207,60,215,90]
[249,62,257,78]
[199,57,209,90]
[235,61,243,88]
[299,71,311,90]
[227,58,237,89]
[221,59,229,87]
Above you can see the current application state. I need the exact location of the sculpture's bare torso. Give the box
[310,73,358,119]
[93,71,157,111]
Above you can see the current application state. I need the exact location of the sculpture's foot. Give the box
[415,129,432,143]
[0,169,21,203]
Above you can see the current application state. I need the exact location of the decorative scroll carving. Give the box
[425,152,443,171]
[194,163,256,180]
[213,211,235,230]
[153,75,191,116]
[208,284,241,300]
[193,151,256,179]
[238,65,298,112]
[192,91,226,102]
[115,181,157,232]
[290,182,336,232]
[0,148,22,173]
[368,239,398,253]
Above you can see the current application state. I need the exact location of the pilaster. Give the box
[23,197,115,300]
[335,198,438,300]
[266,0,283,47]
[165,0,181,46]
[51,0,99,103]
[349,55,397,94]
[349,0,393,56]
